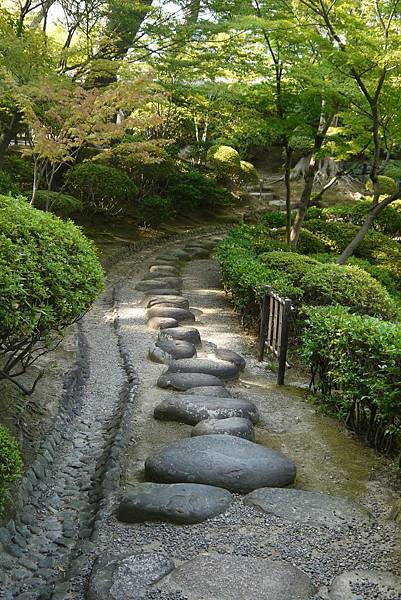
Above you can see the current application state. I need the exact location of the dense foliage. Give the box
[0,196,104,393]
[33,191,82,217]
[0,425,22,508]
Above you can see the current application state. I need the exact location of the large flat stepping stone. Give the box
[87,552,174,600]
[192,417,255,441]
[147,295,189,309]
[244,488,371,529]
[116,483,233,525]
[186,386,232,397]
[214,348,246,370]
[149,339,197,363]
[146,306,195,323]
[149,265,179,275]
[157,249,190,260]
[143,288,181,298]
[327,570,401,599]
[148,317,179,331]
[145,434,296,492]
[157,372,224,391]
[136,280,180,292]
[141,273,182,284]
[154,396,259,425]
[158,553,316,600]
[159,327,201,346]
[166,358,240,380]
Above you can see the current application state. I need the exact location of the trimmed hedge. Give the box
[302,305,401,459]
[0,196,104,390]
[321,201,401,237]
[0,425,22,508]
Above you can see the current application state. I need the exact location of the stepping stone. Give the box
[327,570,401,599]
[192,417,255,441]
[149,340,197,363]
[146,306,195,323]
[157,554,316,600]
[142,273,182,283]
[151,258,179,265]
[214,348,246,370]
[136,280,180,292]
[149,265,179,275]
[116,483,233,525]
[87,552,174,600]
[154,396,259,425]
[143,288,181,297]
[185,247,210,258]
[244,488,372,529]
[157,372,224,391]
[166,358,239,380]
[159,327,201,346]
[148,317,179,331]
[186,386,232,397]
[157,249,190,260]
[147,296,189,309]
[145,434,295,492]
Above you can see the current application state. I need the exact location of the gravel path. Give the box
[1,233,400,599]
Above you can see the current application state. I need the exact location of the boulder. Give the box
[87,553,174,600]
[192,417,255,441]
[148,317,178,331]
[157,554,316,600]
[116,483,233,525]
[244,488,372,529]
[146,306,195,323]
[159,327,201,346]
[327,570,401,599]
[145,434,296,492]
[214,348,246,370]
[157,372,225,391]
[149,340,197,363]
[154,396,259,425]
[166,358,239,380]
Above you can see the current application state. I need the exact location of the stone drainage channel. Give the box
[0,234,400,599]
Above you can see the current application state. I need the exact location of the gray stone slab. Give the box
[87,553,174,600]
[192,417,255,441]
[154,396,259,425]
[157,372,225,391]
[147,296,189,309]
[145,434,296,492]
[327,570,401,599]
[149,340,197,363]
[185,386,232,397]
[214,348,246,370]
[141,273,182,284]
[149,265,179,275]
[158,553,316,600]
[159,327,201,346]
[166,358,239,380]
[136,280,179,292]
[116,483,233,524]
[143,289,181,298]
[245,488,372,529]
[148,317,179,331]
[146,306,195,323]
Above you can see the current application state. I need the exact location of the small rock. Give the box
[192,417,255,441]
[147,296,190,309]
[146,307,195,323]
[166,358,239,380]
[214,348,246,370]
[148,317,179,331]
[159,327,202,346]
[149,340,197,363]
[154,396,259,425]
[157,372,224,391]
[327,569,401,599]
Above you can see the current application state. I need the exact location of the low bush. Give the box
[321,201,401,237]
[207,145,241,174]
[302,305,401,460]
[169,170,232,212]
[0,425,22,507]
[65,162,138,215]
[240,160,259,184]
[304,206,323,220]
[260,211,288,228]
[2,154,33,192]
[33,190,82,217]
[0,195,104,393]
[366,175,397,196]
[138,195,174,227]
[382,160,401,182]
[0,171,18,197]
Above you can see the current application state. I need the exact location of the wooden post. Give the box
[258,286,271,361]
[277,299,292,385]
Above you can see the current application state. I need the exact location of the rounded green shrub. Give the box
[169,170,232,212]
[260,211,288,228]
[65,162,138,214]
[207,145,241,173]
[366,175,397,196]
[240,160,259,184]
[304,206,323,221]
[0,425,22,504]
[0,170,18,197]
[33,190,82,217]
[382,160,401,181]
[138,195,174,227]
[0,196,105,388]
[322,201,401,237]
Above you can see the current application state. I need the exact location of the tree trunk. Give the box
[0,110,20,166]
[290,157,316,246]
[284,146,292,245]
